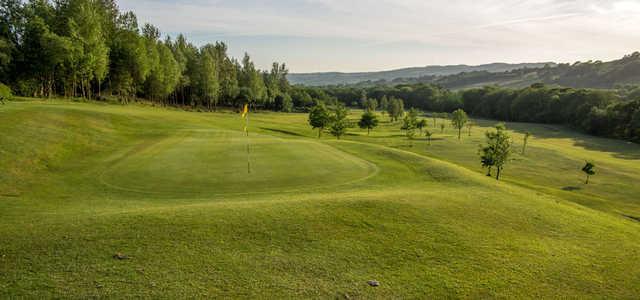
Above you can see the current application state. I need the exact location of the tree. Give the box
[239,53,266,107]
[366,98,378,112]
[416,119,427,135]
[425,129,433,145]
[330,103,349,139]
[402,110,418,140]
[379,95,389,115]
[308,103,331,137]
[440,123,445,133]
[582,161,596,184]
[451,108,468,139]
[358,110,378,135]
[479,123,513,180]
[387,97,404,122]
[467,122,474,136]
[479,146,495,176]
[522,131,531,154]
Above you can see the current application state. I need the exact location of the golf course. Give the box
[1,99,639,298]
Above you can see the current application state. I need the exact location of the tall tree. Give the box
[198,45,220,110]
[239,53,265,107]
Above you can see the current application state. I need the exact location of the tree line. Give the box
[0,0,298,111]
[312,83,639,143]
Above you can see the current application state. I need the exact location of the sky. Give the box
[117,0,640,73]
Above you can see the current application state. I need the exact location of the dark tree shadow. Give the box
[472,118,640,160]
[259,127,305,137]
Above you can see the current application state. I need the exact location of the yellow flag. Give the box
[241,103,249,118]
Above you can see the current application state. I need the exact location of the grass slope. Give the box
[1,100,639,298]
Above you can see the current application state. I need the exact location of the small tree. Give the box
[366,98,378,112]
[379,96,389,115]
[425,130,433,145]
[387,97,404,122]
[479,123,513,180]
[330,104,350,139]
[402,114,417,140]
[440,123,445,133]
[358,110,379,135]
[522,132,531,155]
[582,161,596,184]
[308,103,331,138]
[451,109,469,140]
[416,119,427,135]
[467,122,474,136]
[479,146,496,176]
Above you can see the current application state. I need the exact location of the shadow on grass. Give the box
[623,214,640,222]
[474,118,640,160]
[259,127,305,137]
[562,186,582,191]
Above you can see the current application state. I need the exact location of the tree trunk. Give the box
[318,128,322,138]
[496,167,501,180]
[458,128,461,140]
[368,128,370,135]
[486,167,492,177]
[585,175,589,184]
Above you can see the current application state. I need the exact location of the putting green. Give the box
[100,129,377,195]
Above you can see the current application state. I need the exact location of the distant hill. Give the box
[429,52,640,90]
[288,63,554,86]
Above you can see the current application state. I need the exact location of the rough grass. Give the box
[1,100,639,298]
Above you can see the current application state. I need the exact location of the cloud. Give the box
[117,0,640,72]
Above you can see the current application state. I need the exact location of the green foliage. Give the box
[387,97,404,122]
[358,110,379,135]
[582,161,596,184]
[401,109,419,140]
[479,123,513,180]
[0,82,11,102]
[308,103,331,137]
[451,109,469,140]
[329,103,349,139]
[424,129,433,145]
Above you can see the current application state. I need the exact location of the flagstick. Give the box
[246,106,251,174]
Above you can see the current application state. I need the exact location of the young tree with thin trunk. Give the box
[440,123,445,133]
[308,103,331,138]
[330,103,349,139]
[582,161,596,184]
[358,110,378,135]
[451,109,468,140]
[417,119,427,135]
[479,123,513,180]
[425,130,433,145]
[522,131,531,155]
[467,122,474,136]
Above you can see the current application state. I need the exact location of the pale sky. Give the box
[118,0,640,73]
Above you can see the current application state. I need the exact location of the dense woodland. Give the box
[0,0,295,111]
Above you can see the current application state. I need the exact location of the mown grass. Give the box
[1,99,639,298]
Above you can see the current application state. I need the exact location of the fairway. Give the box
[1,100,640,298]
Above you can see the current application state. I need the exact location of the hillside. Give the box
[291,52,640,90]
[288,63,553,86]
[1,100,640,298]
